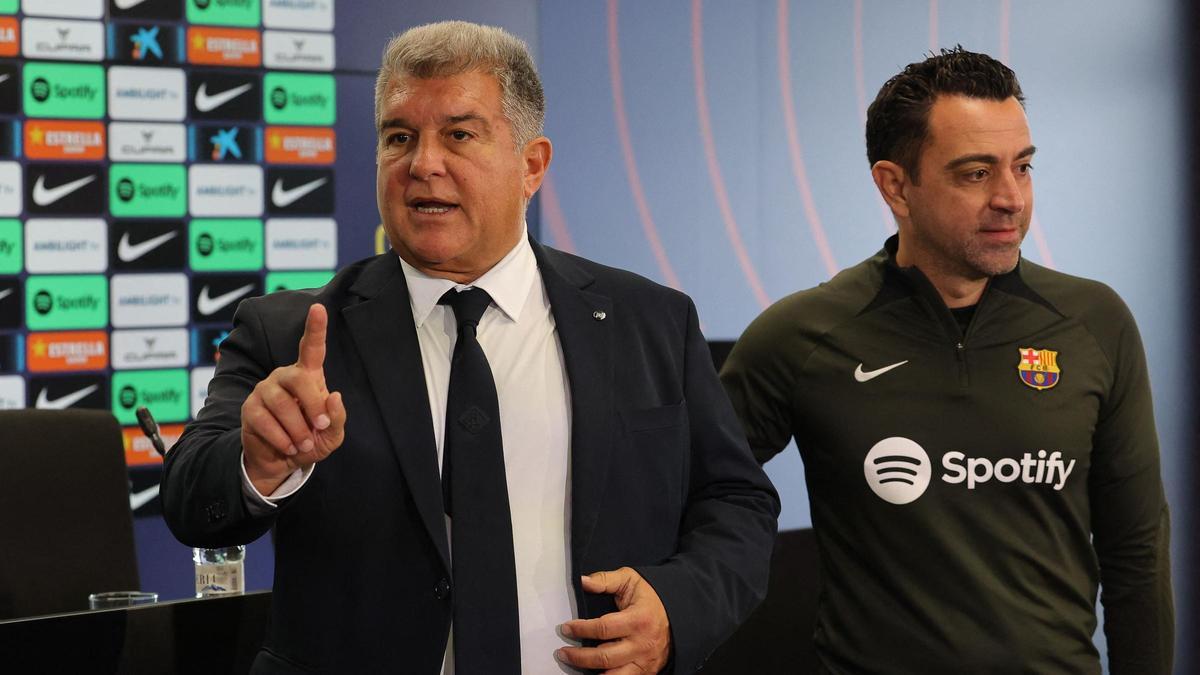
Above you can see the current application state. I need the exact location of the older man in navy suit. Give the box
[162,21,778,674]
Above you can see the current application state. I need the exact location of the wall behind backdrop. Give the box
[537,0,1190,668]
[0,0,1190,668]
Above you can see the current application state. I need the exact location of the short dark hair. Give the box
[865,46,1024,181]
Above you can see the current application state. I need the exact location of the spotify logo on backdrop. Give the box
[270,86,287,110]
[31,78,50,102]
[863,437,931,505]
[197,233,214,256]
[33,290,53,315]
[119,385,138,409]
[117,178,135,202]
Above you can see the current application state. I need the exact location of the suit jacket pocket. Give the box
[619,401,687,433]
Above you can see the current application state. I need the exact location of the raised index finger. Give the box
[297,303,327,371]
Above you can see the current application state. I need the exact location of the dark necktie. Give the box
[438,287,521,673]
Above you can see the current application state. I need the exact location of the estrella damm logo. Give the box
[109,163,187,217]
[24,120,106,161]
[111,368,189,424]
[0,16,18,57]
[263,72,335,125]
[23,62,105,119]
[189,219,263,271]
[187,26,261,66]
[27,330,108,372]
[1017,347,1061,391]
[264,126,335,164]
[24,274,108,330]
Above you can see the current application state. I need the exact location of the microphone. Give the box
[135,406,167,457]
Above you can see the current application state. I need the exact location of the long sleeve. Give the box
[633,298,781,673]
[161,295,308,548]
[1088,297,1174,674]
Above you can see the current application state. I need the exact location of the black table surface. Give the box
[0,590,271,675]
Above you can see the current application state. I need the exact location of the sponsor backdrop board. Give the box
[0,0,375,603]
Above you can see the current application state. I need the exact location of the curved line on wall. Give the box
[854,0,898,235]
[606,0,684,291]
[1028,215,1055,269]
[929,0,939,51]
[777,0,839,277]
[999,0,1011,64]
[998,0,1054,268]
[690,0,770,309]
[539,174,576,254]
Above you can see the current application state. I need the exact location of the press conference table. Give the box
[0,590,271,675]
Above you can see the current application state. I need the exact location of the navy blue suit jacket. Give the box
[161,238,779,673]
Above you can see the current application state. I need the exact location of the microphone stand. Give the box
[135,406,246,598]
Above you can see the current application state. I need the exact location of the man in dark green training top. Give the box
[720,47,1173,674]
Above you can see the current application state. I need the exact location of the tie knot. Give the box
[439,287,493,332]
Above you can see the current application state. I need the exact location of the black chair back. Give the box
[0,409,140,619]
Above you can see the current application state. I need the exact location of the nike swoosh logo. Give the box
[32,174,97,206]
[271,177,327,208]
[129,484,160,511]
[115,0,149,8]
[0,74,9,85]
[0,289,12,302]
[195,82,252,113]
[118,230,178,262]
[197,283,255,316]
[35,384,99,410]
[854,360,909,383]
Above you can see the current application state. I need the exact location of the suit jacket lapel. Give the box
[531,240,613,565]
[342,255,450,571]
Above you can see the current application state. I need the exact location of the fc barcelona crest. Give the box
[1017,347,1060,390]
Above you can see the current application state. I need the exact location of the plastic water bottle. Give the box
[193,545,245,597]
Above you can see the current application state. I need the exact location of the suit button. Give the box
[434,578,451,600]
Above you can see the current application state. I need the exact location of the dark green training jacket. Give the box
[720,236,1173,674]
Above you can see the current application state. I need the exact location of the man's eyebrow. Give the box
[377,113,491,133]
[944,145,1037,170]
[377,118,409,133]
[447,113,490,130]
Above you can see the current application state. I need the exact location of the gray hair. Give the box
[374,21,545,149]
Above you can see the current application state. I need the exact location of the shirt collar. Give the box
[399,225,537,328]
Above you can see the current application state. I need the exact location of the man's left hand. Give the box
[556,567,671,674]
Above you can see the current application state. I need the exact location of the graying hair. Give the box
[374,21,545,149]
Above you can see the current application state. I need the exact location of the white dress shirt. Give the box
[242,230,577,673]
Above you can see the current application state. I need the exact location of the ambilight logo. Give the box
[863,437,931,505]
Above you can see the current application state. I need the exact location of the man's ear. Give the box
[522,136,553,200]
[871,160,910,219]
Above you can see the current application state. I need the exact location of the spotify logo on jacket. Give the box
[863,437,932,505]
[864,437,1078,504]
